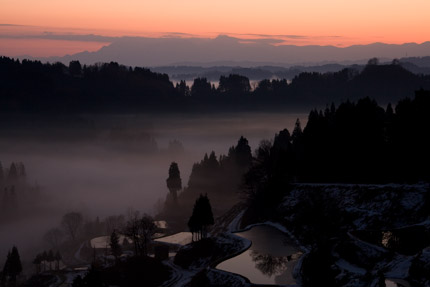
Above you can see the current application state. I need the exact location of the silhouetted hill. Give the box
[350,63,424,103]
[154,60,430,83]
[1,56,429,114]
[152,64,353,82]
[33,36,430,67]
[400,56,430,67]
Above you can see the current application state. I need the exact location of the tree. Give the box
[32,254,42,273]
[243,130,294,222]
[166,162,182,203]
[291,118,303,144]
[392,58,400,65]
[109,230,122,261]
[0,161,4,184]
[17,162,26,179]
[47,250,54,270]
[124,213,157,257]
[234,136,252,168]
[2,246,22,282]
[2,186,17,213]
[7,163,18,182]
[122,237,131,250]
[255,79,273,95]
[200,151,218,172]
[9,186,17,209]
[191,78,212,97]
[175,80,190,97]
[218,74,251,96]
[69,60,82,76]
[54,251,62,271]
[41,251,48,272]
[367,57,379,66]
[2,251,10,283]
[187,214,199,242]
[188,194,214,241]
[61,212,83,241]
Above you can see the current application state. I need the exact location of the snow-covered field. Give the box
[90,235,131,248]
[285,183,429,230]
[281,183,430,286]
[155,232,193,246]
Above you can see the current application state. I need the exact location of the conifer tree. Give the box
[2,251,11,283]
[166,162,182,203]
[33,254,42,273]
[291,118,303,144]
[2,246,22,282]
[188,194,214,240]
[17,162,26,179]
[109,230,122,261]
[7,163,18,182]
[234,136,252,168]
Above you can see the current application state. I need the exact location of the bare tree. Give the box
[124,208,140,255]
[54,251,62,271]
[138,215,157,256]
[123,213,157,257]
[61,212,83,241]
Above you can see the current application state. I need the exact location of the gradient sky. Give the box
[1,0,430,57]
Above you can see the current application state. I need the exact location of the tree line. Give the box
[0,161,42,222]
[0,162,26,184]
[242,89,430,223]
[32,250,62,273]
[159,137,252,230]
[1,246,22,285]
[1,56,430,113]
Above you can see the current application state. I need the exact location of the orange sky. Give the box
[1,0,430,57]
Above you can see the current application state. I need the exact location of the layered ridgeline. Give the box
[1,56,430,113]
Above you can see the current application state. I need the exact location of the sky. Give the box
[1,0,430,57]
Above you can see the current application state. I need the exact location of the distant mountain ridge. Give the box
[28,35,430,68]
[153,57,430,82]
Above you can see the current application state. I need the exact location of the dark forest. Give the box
[1,56,430,113]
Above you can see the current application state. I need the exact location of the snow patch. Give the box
[155,232,193,246]
[228,210,245,232]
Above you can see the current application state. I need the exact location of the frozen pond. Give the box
[216,225,302,285]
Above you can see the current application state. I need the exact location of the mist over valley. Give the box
[0,113,304,263]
